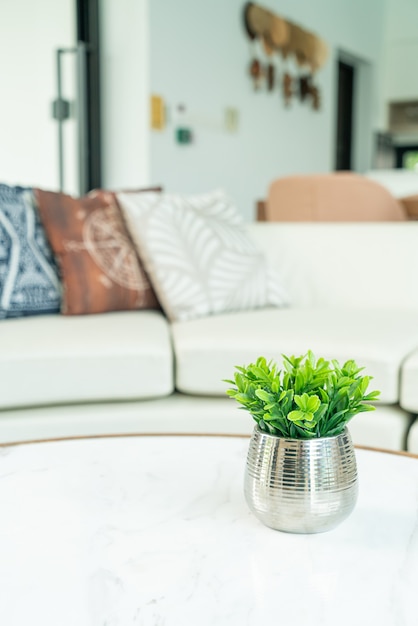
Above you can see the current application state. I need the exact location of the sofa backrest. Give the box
[247,222,418,311]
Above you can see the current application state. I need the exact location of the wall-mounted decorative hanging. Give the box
[243,2,329,111]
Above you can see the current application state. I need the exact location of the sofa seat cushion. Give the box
[0,311,173,409]
[172,308,418,403]
[399,350,418,413]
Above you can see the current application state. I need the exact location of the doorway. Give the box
[335,60,355,170]
[0,0,76,191]
[77,0,101,191]
[0,0,101,194]
[395,145,418,170]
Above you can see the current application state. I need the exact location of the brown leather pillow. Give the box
[34,188,159,315]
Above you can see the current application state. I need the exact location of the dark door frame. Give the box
[76,0,101,190]
[335,59,355,171]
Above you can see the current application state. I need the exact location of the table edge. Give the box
[0,432,417,458]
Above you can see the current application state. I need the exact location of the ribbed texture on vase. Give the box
[244,426,358,533]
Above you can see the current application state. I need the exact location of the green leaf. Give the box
[294,394,306,410]
[303,411,315,423]
[307,395,321,413]
[234,372,246,389]
[318,388,329,403]
[234,393,251,403]
[356,403,376,413]
[307,350,316,367]
[251,366,271,380]
[263,403,276,411]
[314,403,328,422]
[364,390,380,401]
[288,410,306,423]
[254,389,275,403]
[295,370,305,393]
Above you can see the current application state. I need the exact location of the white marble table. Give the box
[0,435,417,626]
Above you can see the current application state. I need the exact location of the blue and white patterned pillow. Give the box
[0,184,61,318]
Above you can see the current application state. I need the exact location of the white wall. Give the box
[0,0,76,192]
[100,0,150,189]
[149,0,386,219]
[381,0,418,133]
[383,0,418,103]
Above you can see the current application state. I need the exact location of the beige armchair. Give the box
[258,172,407,221]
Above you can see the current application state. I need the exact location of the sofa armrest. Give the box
[399,195,418,220]
[256,200,267,221]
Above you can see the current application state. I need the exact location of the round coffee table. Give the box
[0,434,417,625]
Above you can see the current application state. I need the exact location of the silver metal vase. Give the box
[244,425,358,533]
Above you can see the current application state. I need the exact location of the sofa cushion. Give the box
[117,189,288,322]
[0,311,173,409]
[172,308,418,403]
[0,184,61,318]
[35,189,159,315]
[366,169,418,199]
[399,349,418,412]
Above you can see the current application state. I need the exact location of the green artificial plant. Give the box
[225,351,380,439]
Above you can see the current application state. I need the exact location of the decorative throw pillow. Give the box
[0,184,61,318]
[34,189,159,315]
[117,189,288,322]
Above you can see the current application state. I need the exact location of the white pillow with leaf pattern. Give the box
[117,189,288,322]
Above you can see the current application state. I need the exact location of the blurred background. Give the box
[1,0,417,219]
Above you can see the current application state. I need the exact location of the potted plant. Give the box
[226,351,380,533]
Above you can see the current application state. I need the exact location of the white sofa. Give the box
[1,222,418,452]
[366,169,418,199]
